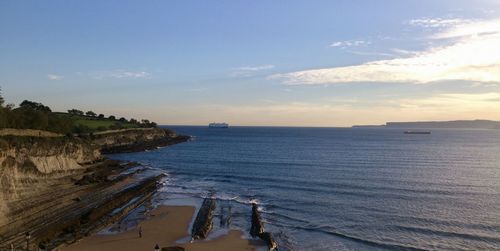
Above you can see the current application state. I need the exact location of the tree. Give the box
[86,111,96,117]
[20,100,51,113]
[129,118,138,124]
[98,114,105,119]
[109,115,116,120]
[139,119,156,128]
[14,103,50,129]
[118,117,127,122]
[68,109,84,116]
[0,87,4,107]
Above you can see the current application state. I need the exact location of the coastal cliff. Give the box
[0,136,100,223]
[0,127,189,249]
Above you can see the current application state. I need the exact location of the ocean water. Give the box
[112,126,500,250]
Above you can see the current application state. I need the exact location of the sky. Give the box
[1,0,500,127]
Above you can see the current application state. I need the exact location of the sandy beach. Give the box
[60,205,265,251]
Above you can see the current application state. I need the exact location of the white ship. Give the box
[209,122,229,128]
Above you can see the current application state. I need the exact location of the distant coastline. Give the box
[353,119,500,129]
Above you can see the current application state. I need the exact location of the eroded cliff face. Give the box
[0,128,177,206]
[0,128,187,247]
[0,136,101,226]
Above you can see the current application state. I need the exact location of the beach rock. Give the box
[161,246,185,251]
[250,203,264,237]
[260,232,278,251]
[191,197,216,240]
[250,203,278,250]
[74,172,108,185]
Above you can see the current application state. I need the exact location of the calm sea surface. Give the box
[112,126,500,250]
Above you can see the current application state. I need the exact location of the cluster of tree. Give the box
[0,88,158,134]
[66,108,157,128]
[0,99,73,133]
[139,119,157,128]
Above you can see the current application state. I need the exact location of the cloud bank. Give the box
[271,18,500,85]
[91,70,150,79]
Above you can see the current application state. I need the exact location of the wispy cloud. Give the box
[344,50,394,57]
[271,18,500,85]
[47,74,63,80]
[230,64,275,77]
[432,18,500,39]
[407,18,470,28]
[91,70,150,79]
[330,40,389,58]
[330,40,370,48]
[391,48,419,56]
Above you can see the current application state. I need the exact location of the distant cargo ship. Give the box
[404,131,431,134]
[209,122,229,128]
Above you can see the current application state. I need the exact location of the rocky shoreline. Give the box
[101,134,191,154]
[0,128,190,250]
[1,127,278,251]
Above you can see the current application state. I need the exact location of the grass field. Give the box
[74,118,137,129]
[54,113,140,131]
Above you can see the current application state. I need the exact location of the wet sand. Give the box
[60,205,264,251]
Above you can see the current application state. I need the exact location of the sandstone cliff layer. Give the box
[0,128,189,249]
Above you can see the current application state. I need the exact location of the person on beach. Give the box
[139,226,142,238]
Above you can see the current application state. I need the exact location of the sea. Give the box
[111,126,500,250]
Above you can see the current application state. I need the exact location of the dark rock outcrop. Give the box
[93,128,190,154]
[250,203,278,250]
[191,197,216,240]
[260,232,278,251]
[101,134,190,154]
[161,246,185,251]
[250,203,264,237]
